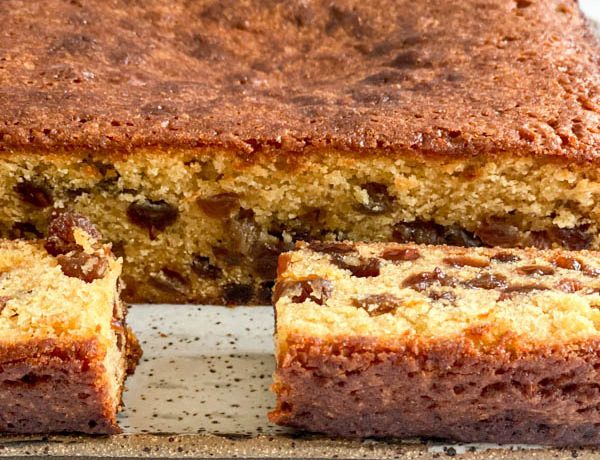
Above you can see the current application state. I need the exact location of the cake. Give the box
[270,241,600,445]
[0,0,598,304]
[0,211,137,434]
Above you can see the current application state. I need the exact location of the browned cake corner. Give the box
[0,1,599,304]
[270,241,600,445]
[0,211,137,434]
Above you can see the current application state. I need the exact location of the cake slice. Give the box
[0,211,137,434]
[270,241,600,445]
[0,0,599,305]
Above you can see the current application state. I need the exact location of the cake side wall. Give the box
[1,149,599,304]
[270,336,600,445]
[0,338,120,434]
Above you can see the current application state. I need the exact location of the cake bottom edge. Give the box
[0,339,123,435]
[270,338,600,446]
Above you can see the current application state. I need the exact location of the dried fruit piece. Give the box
[550,253,600,276]
[227,209,261,257]
[402,267,456,291]
[273,278,332,305]
[443,255,489,268]
[191,255,222,280]
[584,266,600,277]
[14,180,53,208]
[149,268,189,294]
[527,231,553,250]
[269,209,321,244]
[392,221,445,245]
[428,291,457,302]
[57,252,108,283]
[308,241,355,254]
[197,192,240,218]
[44,211,110,282]
[465,273,508,289]
[127,199,179,240]
[223,283,254,305]
[499,284,549,300]
[253,243,282,279]
[330,254,381,277]
[381,247,420,261]
[392,221,481,247]
[110,241,126,259]
[352,294,403,316]
[45,210,102,256]
[224,209,289,279]
[475,217,521,247]
[257,281,275,304]
[556,278,583,293]
[547,226,592,250]
[517,265,555,276]
[355,182,394,214]
[552,255,582,271]
[491,252,520,263]
[443,227,482,247]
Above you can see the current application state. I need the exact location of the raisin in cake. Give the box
[0,211,137,434]
[0,0,599,305]
[270,241,600,445]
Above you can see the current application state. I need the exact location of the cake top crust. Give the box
[0,0,598,160]
[274,241,600,352]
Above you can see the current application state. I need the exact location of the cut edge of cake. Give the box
[270,241,600,445]
[0,211,139,434]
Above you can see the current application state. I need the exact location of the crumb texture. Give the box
[0,0,598,158]
[0,232,120,345]
[2,152,600,305]
[275,242,600,348]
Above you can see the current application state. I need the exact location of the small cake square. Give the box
[0,211,137,434]
[270,241,600,445]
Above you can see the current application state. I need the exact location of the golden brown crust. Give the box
[0,338,120,434]
[0,337,103,364]
[271,335,600,445]
[0,0,598,161]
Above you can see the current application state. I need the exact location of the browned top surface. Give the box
[0,0,598,159]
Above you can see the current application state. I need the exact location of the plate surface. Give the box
[119,305,285,436]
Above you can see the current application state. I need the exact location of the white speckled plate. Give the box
[119,305,289,436]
